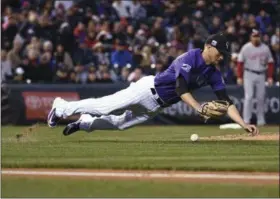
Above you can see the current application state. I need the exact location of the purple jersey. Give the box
[154,49,226,105]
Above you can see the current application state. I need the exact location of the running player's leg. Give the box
[63,110,151,136]
[48,76,159,127]
[54,84,139,118]
[255,75,266,125]
[243,73,255,124]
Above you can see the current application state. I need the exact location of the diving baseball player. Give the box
[237,29,274,126]
[48,33,259,136]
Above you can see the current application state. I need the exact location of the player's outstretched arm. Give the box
[180,92,201,112]
[214,89,259,136]
[227,105,259,136]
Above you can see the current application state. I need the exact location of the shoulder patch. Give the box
[182,63,191,73]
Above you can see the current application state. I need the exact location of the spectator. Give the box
[73,22,87,43]
[22,48,40,83]
[96,20,113,46]
[73,41,97,67]
[208,16,222,34]
[133,28,147,46]
[128,67,144,82]
[271,28,280,52]
[96,0,120,21]
[111,40,132,69]
[40,41,56,72]
[68,69,81,84]
[112,0,130,18]
[1,49,13,82]
[39,42,54,82]
[24,36,41,57]
[73,64,87,84]
[132,46,143,68]
[85,21,97,48]
[7,39,23,69]
[179,16,195,38]
[153,60,166,75]
[57,22,75,54]
[2,14,18,50]
[83,7,94,26]
[142,0,160,18]
[167,46,178,64]
[127,0,146,20]
[140,45,155,68]
[151,19,167,44]
[188,33,204,50]
[38,13,55,42]
[256,9,271,34]
[18,11,40,43]
[96,64,112,83]
[66,4,83,29]
[247,14,259,31]
[54,63,69,83]
[126,25,135,45]
[118,66,130,82]
[86,66,97,83]
[54,44,74,70]
[113,21,127,44]
[93,42,110,66]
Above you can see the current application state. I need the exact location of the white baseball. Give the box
[190,134,199,142]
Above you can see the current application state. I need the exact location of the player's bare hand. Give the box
[237,78,243,85]
[244,124,259,136]
[267,78,274,86]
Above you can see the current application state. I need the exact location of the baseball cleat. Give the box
[47,108,60,127]
[47,97,65,127]
[63,121,81,136]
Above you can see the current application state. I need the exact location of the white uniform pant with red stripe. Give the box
[57,76,162,131]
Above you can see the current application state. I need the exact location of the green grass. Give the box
[1,125,279,171]
[2,176,279,198]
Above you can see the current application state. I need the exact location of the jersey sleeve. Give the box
[175,74,190,96]
[174,54,192,83]
[209,70,226,91]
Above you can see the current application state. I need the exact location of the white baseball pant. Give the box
[243,71,266,125]
[55,76,163,131]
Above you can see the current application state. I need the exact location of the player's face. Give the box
[209,46,224,64]
[251,35,261,45]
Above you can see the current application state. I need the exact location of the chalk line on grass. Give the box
[2,170,279,181]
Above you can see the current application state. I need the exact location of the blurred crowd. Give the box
[1,0,279,84]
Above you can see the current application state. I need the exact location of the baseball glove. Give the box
[198,100,230,119]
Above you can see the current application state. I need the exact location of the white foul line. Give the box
[1,170,279,181]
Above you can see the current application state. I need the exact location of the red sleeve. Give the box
[267,62,274,78]
[237,62,244,78]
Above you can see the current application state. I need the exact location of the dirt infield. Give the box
[2,169,279,185]
[201,133,279,141]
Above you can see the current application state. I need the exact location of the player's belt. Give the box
[150,88,169,108]
[245,68,266,75]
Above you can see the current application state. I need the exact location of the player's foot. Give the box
[63,114,94,136]
[47,97,66,127]
[63,121,81,136]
